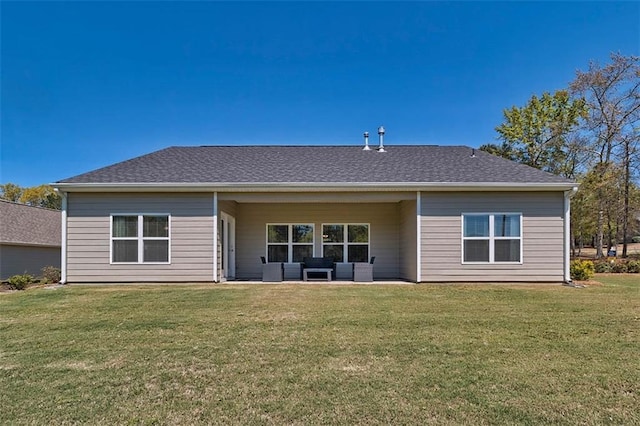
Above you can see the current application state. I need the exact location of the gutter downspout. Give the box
[56,190,68,284]
[564,187,578,284]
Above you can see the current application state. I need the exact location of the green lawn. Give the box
[1,276,638,425]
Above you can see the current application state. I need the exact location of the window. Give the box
[462,214,521,263]
[111,215,170,263]
[266,224,314,262]
[322,224,369,263]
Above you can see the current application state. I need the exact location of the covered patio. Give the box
[214,191,419,282]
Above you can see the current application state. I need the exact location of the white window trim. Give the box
[461,213,523,265]
[321,223,370,263]
[265,223,315,263]
[110,214,171,265]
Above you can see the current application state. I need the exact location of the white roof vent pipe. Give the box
[377,126,386,152]
[363,131,371,150]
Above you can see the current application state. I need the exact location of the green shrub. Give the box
[41,266,61,284]
[627,260,640,273]
[570,260,595,281]
[7,273,35,290]
[594,261,613,273]
[632,236,640,243]
[612,261,628,273]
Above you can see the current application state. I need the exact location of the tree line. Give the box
[0,183,62,210]
[481,53,639,258]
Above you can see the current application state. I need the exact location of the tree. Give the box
[492,90,588,178]
[0,183,24,202]
[483,54,640,258]
[572,164,625,254]
[1,183,62,209]
[478,141,517,162]
[19,185,62,210]
[570,53,640,257]
[570,178,597,256]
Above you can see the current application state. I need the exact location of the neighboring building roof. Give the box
[57,145,574,187]
[0,200,61,247]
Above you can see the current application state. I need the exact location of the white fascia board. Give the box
[52,181,578,193]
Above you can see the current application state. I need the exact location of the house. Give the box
[53,140,577,284]
[0,200,61,279]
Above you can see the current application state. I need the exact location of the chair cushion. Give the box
[303,257,334,268]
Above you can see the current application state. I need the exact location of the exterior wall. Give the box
[420,191,565,282]
[0,244,60,280]
[399,200,417,281]
[66,193,214,282]
[236,202,400,280]
[63,189,564,283]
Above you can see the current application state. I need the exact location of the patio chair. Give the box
[261,256,283,282]
[353,256,375,282]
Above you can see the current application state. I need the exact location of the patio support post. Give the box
[213,192,218,282]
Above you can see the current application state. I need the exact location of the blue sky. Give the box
[2,1,638,187]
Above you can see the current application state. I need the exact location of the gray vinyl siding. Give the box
[399,200,417,281]
[66,193,214,282]
[420,192,564,282]
[0,244,60,280]
[63,190,565,283]
[236,202,400,280]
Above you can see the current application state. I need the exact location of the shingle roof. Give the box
[0,200,61,247]
[58,145,573,185]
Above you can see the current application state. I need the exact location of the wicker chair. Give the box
[353,256,375,282]
[261,256,283,282]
